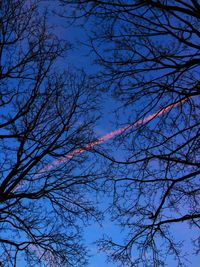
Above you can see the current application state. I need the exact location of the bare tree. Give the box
[59,1,200,266]
[0,1,101,266]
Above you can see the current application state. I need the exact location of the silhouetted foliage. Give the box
[60,1,200,266]
[0,1,100,266]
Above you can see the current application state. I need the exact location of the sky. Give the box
[3,1,199,266]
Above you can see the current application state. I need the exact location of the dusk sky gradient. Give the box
[2,2,199,266]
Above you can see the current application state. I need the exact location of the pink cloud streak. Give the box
[39,97,188,174]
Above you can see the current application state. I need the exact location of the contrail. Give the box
[13,97,188,191]
[39,97,188,174]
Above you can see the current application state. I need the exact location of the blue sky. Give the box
[4,2,199,266]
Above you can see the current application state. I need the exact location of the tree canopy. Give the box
[0,0,199,266]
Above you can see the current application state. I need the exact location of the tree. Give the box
[0,1,100,266]
[60,1,200,266]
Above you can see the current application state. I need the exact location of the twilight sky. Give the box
[43,5,200,267]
